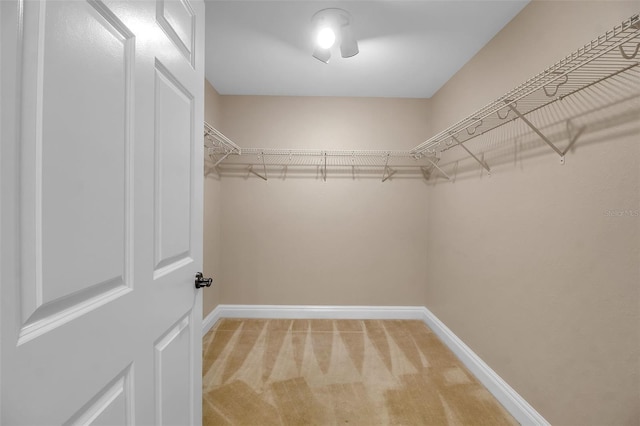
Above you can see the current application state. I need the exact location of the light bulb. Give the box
[316,27,335,49]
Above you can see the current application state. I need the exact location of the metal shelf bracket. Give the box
[323,152,327,182]
[248,165,267,181]
[507,103,565,160]
[381,153,397,182]
[248,152,268,181]
[425,156,450,181]
[451,135,491,173]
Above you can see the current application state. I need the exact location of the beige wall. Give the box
[217,96,431,306]
[427,2,639,425]
[219,96,431,151]
[203,80,223,317]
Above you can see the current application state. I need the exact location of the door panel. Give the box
[18,0,135,345]
[157,0,195,66]
[65,365,133,426]
[155,313,193,426]
[1,0,205,424]
[40,0,133,304]
[154,60,193,278]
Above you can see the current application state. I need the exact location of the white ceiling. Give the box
[204,1,529,98]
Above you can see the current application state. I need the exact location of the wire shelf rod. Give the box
[239,148,418,158]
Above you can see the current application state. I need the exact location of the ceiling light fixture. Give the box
[316,27,336,49]
[311,8,359,64]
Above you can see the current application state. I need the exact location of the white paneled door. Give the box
[1,0,205,424]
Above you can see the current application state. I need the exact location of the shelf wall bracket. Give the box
[248,165,267,181]
[382,168,396,182]
[261,152,268,179]
[451,135,491,174]
[425,156,450,180]
[323,152,327,182]
[213,152,232,168]
[506,103,565,163]
[381,153,395,182]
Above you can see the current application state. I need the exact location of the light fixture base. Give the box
[311,8,359,63]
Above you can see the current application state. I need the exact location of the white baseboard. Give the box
[202,306,223,336]
[420,308,549,426]
[211,304,428,320]
[201,304,549,426]
[201,304,426,337]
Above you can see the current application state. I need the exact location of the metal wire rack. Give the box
[411,13,640,172]
[205,13,640,181]
[215,148,443,181]
[204,122,241,167]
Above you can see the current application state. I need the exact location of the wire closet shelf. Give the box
[205,13,640,180]
[411,13,640,169]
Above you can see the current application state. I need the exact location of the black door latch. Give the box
[195,272,213,289]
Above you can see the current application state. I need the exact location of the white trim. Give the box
[201,305,222,336]
[201,304,549,426]
[211,304,427,320]
[420,308,550,426]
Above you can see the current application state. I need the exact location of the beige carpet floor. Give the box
[203,319,518,425]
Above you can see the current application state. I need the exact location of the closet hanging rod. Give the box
[239,148,418,158]
[412,13,640,156]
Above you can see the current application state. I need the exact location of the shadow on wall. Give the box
[427,74,640,184]
[204,164,222,179]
